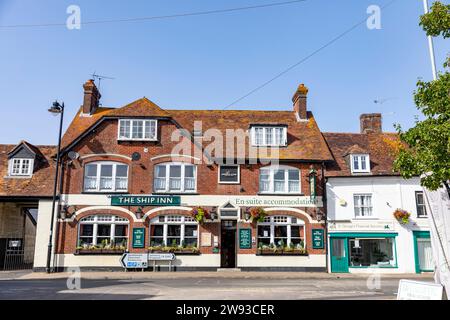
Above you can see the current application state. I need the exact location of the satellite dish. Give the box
[131,152,141,161]
[67,151,80,160]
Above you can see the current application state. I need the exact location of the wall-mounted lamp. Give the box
[135,206,144,219]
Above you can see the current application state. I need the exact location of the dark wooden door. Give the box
[220,221,236,268]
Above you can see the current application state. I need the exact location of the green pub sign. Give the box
[132,228,145,248]
[239,228,252,249]
[111,195,181,206]
[312,229,324,249]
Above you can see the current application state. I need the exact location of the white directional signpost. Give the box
[120,253,148,271]
[148,253,176,272]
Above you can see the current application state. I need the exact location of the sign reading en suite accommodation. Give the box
[111,195,181,206]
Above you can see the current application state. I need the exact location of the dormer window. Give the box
[351,154,370,173]
[251,126,287,146]
[9,158,33,176]
[118,119,157,141]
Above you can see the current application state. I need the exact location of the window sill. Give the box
[74,249,125,255]
[4,175,33,179]
[152,192,198,195]
[118,139,158,142]
[82,191,130,195]
[349,265,397,269]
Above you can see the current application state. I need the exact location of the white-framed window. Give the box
[415,191,427,218]
[259,165,300,194]
[154,162,197,193]
[257,215,305,248]
[351,154,371,173]
[83,162,129,192]
[218,165,240,184]
[354,194,373,218]
[118,119,157,141]
[149,215,198,247]
[251,126,287,146]
[78,215,129,247]
[8,158,33,176]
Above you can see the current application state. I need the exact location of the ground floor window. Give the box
[149,215,198,247]
[78,215,129,248]
[349,238,396,267]
[257,216,304,249]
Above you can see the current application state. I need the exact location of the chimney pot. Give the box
[292,83,308,120]
[82,79,101,115]
[360,113,382,134]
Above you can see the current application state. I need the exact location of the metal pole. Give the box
[46,103,64,273]
[423,0,438,80]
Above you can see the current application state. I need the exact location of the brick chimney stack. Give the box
[360,113,382,134]
[82,79,101,115]
[292,83,308,120]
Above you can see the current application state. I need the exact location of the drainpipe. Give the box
[321,162,329,273]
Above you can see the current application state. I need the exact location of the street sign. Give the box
[120,253,148,269]
[312,229,324,249]
[239,228,252,249]
[132,228,145,248]
[148,253,176,261]
[111,195,181,206]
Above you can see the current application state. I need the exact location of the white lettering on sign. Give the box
[329,221,395,232]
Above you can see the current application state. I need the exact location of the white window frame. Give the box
[218,165,240,184]
[251,126,287,147]
[353,193,374,219]
[149,215,199,247]
[153,162,197,193]
[350,154,371,173]
[8,158,34,176]
[117,119,158,141]
[415,191,427,218]
[77,215,129,247]
[83,161,129,193]
[257,215,305,247]
[258,165,301,194]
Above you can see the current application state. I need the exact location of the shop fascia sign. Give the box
[110,195,181,206]
[328,220,395,231]
[233,196,322,207]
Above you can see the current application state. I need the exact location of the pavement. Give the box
[0,270,434,300]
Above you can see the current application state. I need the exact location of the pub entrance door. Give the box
[220,220,237,268]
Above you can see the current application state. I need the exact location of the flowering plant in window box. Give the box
[190,207,210,224]
[148,244,200,255]
[393,209,411,225]
[75,240,127,255]
[256,242,307,256]
[247,207,267,223]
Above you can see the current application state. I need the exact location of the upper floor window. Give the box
[354,194,373,218]
[259,166,300,194]
[78,215,129,247]
[9,158,33,176]
[84,162,128,192]
[257,216,305,248]
[154,163,196,193]
[251,126,287,146]
[415,191,427,218]
[351,154,370,173]
[118,119,157,141]
[150,215,198,247]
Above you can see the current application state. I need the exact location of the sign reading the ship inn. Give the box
[111,195,181,206]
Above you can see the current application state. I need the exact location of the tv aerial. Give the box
[91,72,115,94]
[373,97,397,105]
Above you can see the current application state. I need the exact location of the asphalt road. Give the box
[0,275,426,300]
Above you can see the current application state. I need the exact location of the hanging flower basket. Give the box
[191,207,211,224]
[247,207,267,223]
[393,209,411,225]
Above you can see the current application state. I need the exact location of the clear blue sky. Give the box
[0,0,448,145]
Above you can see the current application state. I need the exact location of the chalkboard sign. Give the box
[312,229,324,249]
[239,228,252,249]
[132,228,145,248]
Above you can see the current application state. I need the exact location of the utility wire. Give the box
[0,0,307,29]
[224,0,399,109]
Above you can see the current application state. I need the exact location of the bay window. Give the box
[257,216,304,248]
[78,215,129,248]
[118,119,157,141]
[84,162,129,192]
[149,215,198,247]
[259,166,300,194]
[154,163,196,193]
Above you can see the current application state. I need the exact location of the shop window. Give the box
[78,215,129,248]
[8,158,33,176]
[257,215,304,248]
[349,238,396,267]
[149,215,198,247]
[259,166,300,194]
[83,162,129,192]
[350,154,371,173]
[154,163,196,193]
[118,119,157,141]
[415,191,427,218]
[354,194,373,218]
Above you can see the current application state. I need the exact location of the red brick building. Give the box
[34,80,332,271]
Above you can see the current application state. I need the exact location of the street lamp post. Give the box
[46,101,65,273]
[422,0,438,80]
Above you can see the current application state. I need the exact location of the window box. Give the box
[256,248,308,256]
[148,246,200,255]
[75,248,126,255]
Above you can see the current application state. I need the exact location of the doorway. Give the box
[413,231,433,273]
[220,220,237,268]
[330,238,349,273]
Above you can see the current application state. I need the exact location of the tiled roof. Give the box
[0,143,57,197]
[323,132,401,177]
[60,99,333,161]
